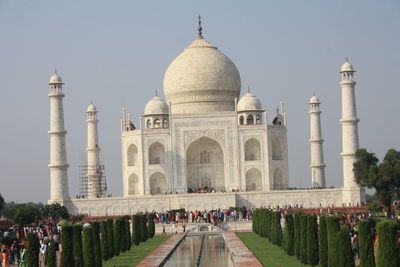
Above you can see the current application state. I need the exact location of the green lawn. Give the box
[236,232,307,267]
[104,235,171,267]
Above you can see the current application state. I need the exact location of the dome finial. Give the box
[197,15,203,38]
[345,56,349,62]
[247,85,250,93]
[54,67,58,74]
[155,88,158,97]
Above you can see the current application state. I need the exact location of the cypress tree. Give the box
[252,209,258,233]
[114,218,121,256]
[61,225,74,267]
[106,219,114,259]
[319,215,328,267]
[125,218,132,250]
[82,226,96,267]
[26,232,39,267]
[119,218,127,252]
[338,228,355,267]
[47,239,56,267]
[285,214,294,256]
[294,211,301,259]
[132,215,139,246]
[274,212,282,246]
[148,214,155,238]
[326,216,340,267]
[376,220,400,267]
[300,214,308,264]
[139,215,145,242]
[91,221,102,267]
[100,220,109,261]
[143,215,148,241]
[267,211,273,240]
[259,210,265,237]
[72,224,84,267]
[306,214,319,267]
[357,219,375,267]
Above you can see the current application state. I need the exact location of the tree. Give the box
[100,220,109,261]
[357,219,375,267]
[61,225,74,267]
[125,217,132,250]
[300,214,308,264]
[354,148,400,217]
[82,226,96,267]
[132,215,140,246]
[91,221,102,267]
[376,220,400,267]
[285,214,294,256]
[294,211,302,260]
[338,227,355,267]
[41,203,69,221]
[119,218,127,252]
[319,215,328,267]
[47,239,57,267]
[106,219,114,258]
[148,213,155,238]
[72,224,84,267]
[26,232,39,267]
[12,204,40,226]
[114,218,121,256]
[273,212,282,246]
[326,216,340,267]
[306,214,319,267]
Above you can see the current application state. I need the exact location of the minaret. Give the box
[86,103,102,198]
[48,71,70,201]
[309,95,326,188]
[340,59,360,188]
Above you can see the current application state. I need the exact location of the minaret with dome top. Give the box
[48,70,70,201]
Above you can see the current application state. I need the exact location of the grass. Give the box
[104,235,171,267]
[236,232,307,267]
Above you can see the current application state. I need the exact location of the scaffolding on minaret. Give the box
[78,153,108,198]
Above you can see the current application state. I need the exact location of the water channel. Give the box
[163,234,233,267]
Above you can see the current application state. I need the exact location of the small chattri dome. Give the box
[340,59,355,73]
[49,73,63,84]
[144,96,169,115]
[87,103,97,113]
[237,93,263,111]
[309,95,320,104]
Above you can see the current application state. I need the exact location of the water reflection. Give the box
[163,234,231,267]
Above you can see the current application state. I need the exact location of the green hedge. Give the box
[294,211,301,259]
[357,219,375,267]
[338,227,355,267]
[319,215,328,267]
[285,214,294,256]
[273,212,282,246]
[132,214,140,246]
[119,218,127,252]
[326,216,340,267]
[26,232,39,267]
[72,224,84,267]
[125,217,132,250]
[376,220,400,267]
[100,220,109,261]
[83,226,96,267]
[114,218,121,256]
[106,219,114,259]
[306,214,319,267]
[61,225,74,267]
[47,239,56,267]
[91,221,102,267]
[300,214,308,264]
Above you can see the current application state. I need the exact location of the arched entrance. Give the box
[186,136,225,193]
[149,172,167,194]
[245,168,262,191]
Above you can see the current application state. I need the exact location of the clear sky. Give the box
[0,1,399,203]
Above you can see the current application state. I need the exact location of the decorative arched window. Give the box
[256,115,260,124]
[128,174,139,195]
[146,119,151,128]
[127,144,138,166]
[244,138,261,161]
[163,119,168,128]
[148,142,165,165]
[239,116,244,125]
[247,115,254,125]
[154,119,161,128]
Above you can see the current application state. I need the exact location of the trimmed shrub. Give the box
[319,215,328,267]
[338,227,355,267]
[285,214,294,256]
[139,215,146,242]
[143,215,149,241]
[132,215,140,246]
[72,224,84,267]
[120,218,127,252]
[294,211,301,259]
[125,217,132,250]
[273,212,282,246]
[47,239,56,267]
[106,219,114,258]
[306,214,319,267]
[326,216,340,267]
[100,220,109,261]
[357,219,375,267]
[148,214,155,238]
[61,225,74,267]
[114,218,121,256]
[300,214,308,264]
[26,232,39,267]
[82,226,96,267]
[376,220,400,267]
[91,221,102,267]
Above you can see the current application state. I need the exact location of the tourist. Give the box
[162,224,166,235]
[172,222,177,234]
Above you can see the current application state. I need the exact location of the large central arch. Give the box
[186,136,225,192]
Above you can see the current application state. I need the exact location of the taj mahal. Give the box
[48,19,365,216]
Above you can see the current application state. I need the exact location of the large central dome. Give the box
[163,35,241,114]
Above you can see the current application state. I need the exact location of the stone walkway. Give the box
[223,231,263,267]
[136,233,185,267]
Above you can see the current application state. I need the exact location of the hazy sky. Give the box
[0,1,399,203]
